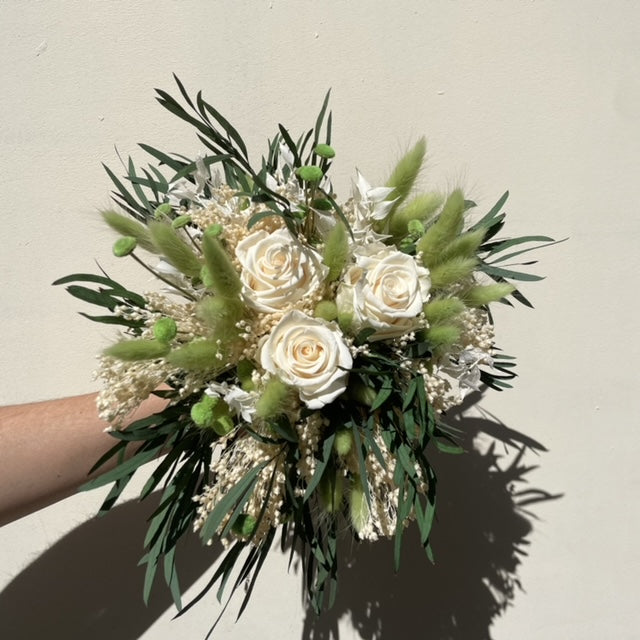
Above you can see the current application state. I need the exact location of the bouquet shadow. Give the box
[0,495,221,640]
[0,402,559,640]
[301,403,560,640]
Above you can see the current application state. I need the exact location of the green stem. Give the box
[130,252,198,301]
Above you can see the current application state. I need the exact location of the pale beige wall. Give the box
[1,1,639,638]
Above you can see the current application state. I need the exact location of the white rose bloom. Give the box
[235,227,328,312]
[337,242,431,340]
[260,310,353,409]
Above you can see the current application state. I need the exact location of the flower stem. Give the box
[130,252,198,301]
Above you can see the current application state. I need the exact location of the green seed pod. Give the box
[349,480,370,534]
[191,398,217,428]
[314,143,336,159]
[153,317,178,343]
[112,236,137,257]
[154,203,173,218]
[407,219,425,236]
[237,359,256,391]
[334,429,353,457]
[314,300,338,321]
[296,165,324,182]
[292,206,308,220]
[205,223,223,237]
[172,214,192,229]
[103,339,170,361]
[213,414,235,436]
[311,198,333,211]
[232,514,258,539]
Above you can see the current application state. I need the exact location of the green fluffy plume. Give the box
[236,359,255,391]
[166,340,222,371]
[102,210,156,253]
[429,256,477,289]
[319,468,344,514]
[337,310,354,334]
[348,379,377,407]
[436,228,486,265]
[201,233,242,298]
[315,300,338,321]
[424,297,466,325]
[349,480,370,534]
[424,324,461,350]
[323,221,349,282]
[334,429,353,457]
[389,192,443,239]
[417,189,466,267]
[148,221,202,278]
[103,339,169,361]
[197,296,244,342]
[255,378,290,419]
[463,283,516,307]
[385,137,427,216]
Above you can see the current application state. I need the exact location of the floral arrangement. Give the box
[55,77,554,622]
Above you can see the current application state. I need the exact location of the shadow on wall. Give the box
[0,403,560,640]
[301,408,561,640]
[0,494,221,640]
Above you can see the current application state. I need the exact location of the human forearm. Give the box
[0,392,167,526]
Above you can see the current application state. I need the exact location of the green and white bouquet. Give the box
[56,77,554,621]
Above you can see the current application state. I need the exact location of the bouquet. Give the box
[55,76,554,622]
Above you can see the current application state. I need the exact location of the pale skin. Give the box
[0,392,167,527]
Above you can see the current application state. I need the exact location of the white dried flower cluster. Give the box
[189,191,284,267]
[295,413,326,485]
[423,307,495,413]
[423,370,462,414]
[95,356,173,425]
[144,292,202,340]
[193,436,286,546]
[357,432,400,540]
[457,307,494,352]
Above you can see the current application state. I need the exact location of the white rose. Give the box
[260,310,353,409]
[235,227,328,312]
[336,243,431,340]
